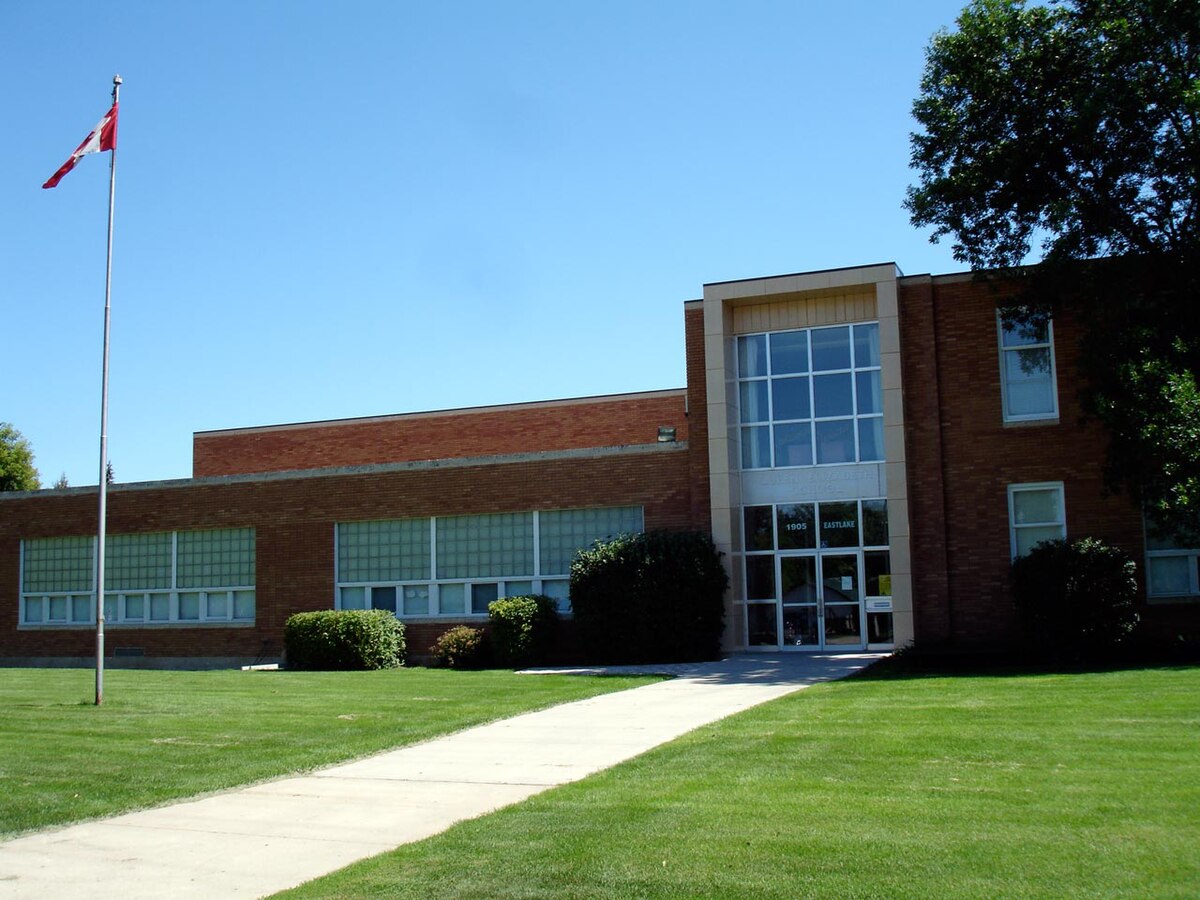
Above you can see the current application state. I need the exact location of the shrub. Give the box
[431,625,488,669]
[570,530,728,664]
[1010,537,1140,658]
[487,595,559,668]
[283,609,405,670]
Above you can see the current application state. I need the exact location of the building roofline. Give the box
[194,388,686,439]
[0,441,690,500]
[703,261,900,288]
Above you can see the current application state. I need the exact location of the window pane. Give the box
[1013,489,1062,525]
[815,419,855,464]
[542,579,571,613]
[819,501,860,548]
[403,585,430,615]
[1000,315,1048,347]
[177,528,255,588]
[865,551,891,596]
[780,556,818,603]
[769,330,808,374]
[776,504,816,550]
[738,334,768,377]
[24,597,43,623]
[150,593,171,620]
[746,603,778,646]
[782,606,819,646]
[1015,526,1064,556]
[23,536,93,593]
[771,376,810,420]
[855,371,882,415]
[437,513,534,579]
[1148,556,1191,595]
[340,586,366,610]
[742,425,771,468]
[868,611,894,643]
[773,423,813,467]
[49,597,67,621]
[539,507,643,575]
[810,326,851,371]
[1005,349,1055,416]
[858,417,884,462]
[178,592,200,620]
[233,591,255,620]
[438,583,465,615]
[338,519,431,583]
[862,500,889,546]
[744,506,775,551]
[471,583,499,615]
[505,581,534,597]
[103,594,117,623]
[813,373,853,418]
[125,594,145,620]
[371,586,397,613]
[745,556,775,600]
[72,595,91,622]
[105,532,172,591]
[853,323,881,367]
[206,591,229,619]
[739,380,769,423]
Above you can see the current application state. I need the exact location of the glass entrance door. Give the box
[777,553,863,649]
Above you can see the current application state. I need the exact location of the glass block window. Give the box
[177,528,255,588]
[22,536,93,593]
[338,519,431,583]
[999,311,1058,421]
[737,322,884,469]
[1008,483,1066,557]
[105,532,172,591]
[436,512,534,579]
[539,507,644,576]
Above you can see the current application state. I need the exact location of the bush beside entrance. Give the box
[570,530,727,664]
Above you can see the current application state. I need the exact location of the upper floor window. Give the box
[1008,482,1066,557]
[737,323,883,469]
[998,310,1058,422]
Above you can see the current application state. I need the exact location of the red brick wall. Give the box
[1,444,693,661]
[899,274,1148,648]
[193,391,688,477]
[684,304,712,531]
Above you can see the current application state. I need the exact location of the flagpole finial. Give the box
[112,75,122,102]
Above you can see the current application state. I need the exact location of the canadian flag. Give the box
[43,102,119,189]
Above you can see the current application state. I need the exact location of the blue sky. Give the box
[4,0,970,487]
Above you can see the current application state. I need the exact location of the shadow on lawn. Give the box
[851,644,1200,681]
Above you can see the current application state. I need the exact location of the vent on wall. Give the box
[113,647,145,658]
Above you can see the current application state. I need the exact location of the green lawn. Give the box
[277,666,1200,899]
[0,666,656,838]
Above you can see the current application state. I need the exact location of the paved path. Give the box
[0,653,882,899]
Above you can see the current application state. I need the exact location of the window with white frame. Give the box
[737,323,883,469]
[335,506,643,616]
[20,528,256,626]
[1008,483,1066,557]
[1145,518,1200,600]
[998,310,1058,422]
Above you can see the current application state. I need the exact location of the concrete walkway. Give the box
[0,653,882,899]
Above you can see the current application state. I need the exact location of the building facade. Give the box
[3,262,1196,665]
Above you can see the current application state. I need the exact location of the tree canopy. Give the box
[907,0,1200,537]
[0,423,41,492]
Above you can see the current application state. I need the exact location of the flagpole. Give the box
[95,74,121,707]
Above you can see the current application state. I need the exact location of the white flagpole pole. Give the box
[95,74,121,707]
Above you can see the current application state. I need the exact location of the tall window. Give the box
[737,323,883,469]
[1008,483,1066,557]
[998,311,1058,421]
[20,528,256,626]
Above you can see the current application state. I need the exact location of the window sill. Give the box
[1002,416,1059,428]
[1146,596,1200,605]
[19,621,257,630]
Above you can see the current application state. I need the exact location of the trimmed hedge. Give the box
[488,595,558,668]
[1011,537,1140,658]
[570,530,728,664]
[431,625,488,669]
[283,609,405,670]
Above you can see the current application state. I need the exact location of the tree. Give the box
[906,0,1200,538]
[53,473,69,489]
[0,423,41,491]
